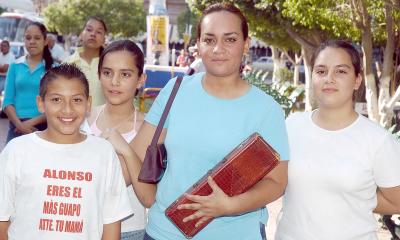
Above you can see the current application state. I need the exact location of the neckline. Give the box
[33,132,89,147]
[309,109,361,133]
[199,74,253,102]
[96,105,137,134]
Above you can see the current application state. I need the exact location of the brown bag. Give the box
[138,76,183,183]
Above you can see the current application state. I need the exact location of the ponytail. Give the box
[43,46,54,70]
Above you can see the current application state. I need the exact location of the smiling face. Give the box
[197,11,249,78]
[37,77,91,144]
[24,25,46,57]
[99,50,144,105]
[80,19,106,50]
[312,47,362,110]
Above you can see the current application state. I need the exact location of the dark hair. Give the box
[196,3,248,40]
[83,16,107,55]
[39,63,89,98]
[311,40,362,76]
[98,40,144,76]
[25,22,54,70]
[1,40,10,47]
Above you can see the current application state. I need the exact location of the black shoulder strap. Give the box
[150,76,183,146]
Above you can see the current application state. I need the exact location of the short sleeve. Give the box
[102,148,133,224]
[144,77,177,128]
[0,143,17,221]
[2,63,16,110]
[258,100,290,161]
[373,133,400,188]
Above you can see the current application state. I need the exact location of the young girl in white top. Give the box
[0,64,132,240]
[276,40,400,240]
[87,40,147,240]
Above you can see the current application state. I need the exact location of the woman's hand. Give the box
[178,177,233,227]
[14,121,37,134]
[101,128,133,157]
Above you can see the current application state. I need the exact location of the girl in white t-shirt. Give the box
[0,64,132,240]
[276,40,400,240]
[87,40,147,240]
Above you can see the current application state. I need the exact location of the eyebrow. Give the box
[204,32,239,37]
[101,67,135,72]
[313,64,351,69]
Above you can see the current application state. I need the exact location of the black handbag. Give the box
[138,76,183,183]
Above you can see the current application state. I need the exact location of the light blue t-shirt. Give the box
[2,56,46,118]
[145,72,289,240]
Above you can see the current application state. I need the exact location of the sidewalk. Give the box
[266,198,393,240]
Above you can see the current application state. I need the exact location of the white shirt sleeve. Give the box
[373,133,400,188]
[0,144,17,221]
[102,149,133,224]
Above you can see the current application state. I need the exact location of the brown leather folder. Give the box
[165,132,280,238]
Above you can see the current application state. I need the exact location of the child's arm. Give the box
[0,221,10,240]
[101,221,121,240]
[102,128,156,208]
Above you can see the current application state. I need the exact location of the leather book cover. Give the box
[165,132,280,238]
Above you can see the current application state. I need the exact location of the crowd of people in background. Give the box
[0,2,399,240]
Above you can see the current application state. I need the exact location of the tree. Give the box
[189,0,400,128]
[43,0,146,38]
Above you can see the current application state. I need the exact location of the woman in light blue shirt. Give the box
[123,3,290,240]
[3,22,54,142]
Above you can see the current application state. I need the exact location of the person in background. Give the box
[88,40,148,240]
[120,3,290,239]
[65,16,107,107]
[187,44,205,75]
[47,33,66,64]
[0,40,16,94]
[2,22,53,143]
[275,40,400,240]
[176,49,188,67]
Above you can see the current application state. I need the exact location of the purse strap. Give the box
[150,76,183,146]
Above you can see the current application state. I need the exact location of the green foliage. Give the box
[274,67,293,83]
[43,0,146,37]
[177,8,200,40]
[0,7,6,15]
[244,70,304,116]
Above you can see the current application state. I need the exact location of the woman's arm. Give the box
[374,186,400,214]
[179,161,288,226]
[101,221,120,240]
[22,114,46,127]
[4,106,36,134]
[0,221,10,240]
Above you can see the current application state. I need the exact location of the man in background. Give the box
[47,34,67,64]
[0,40,15,95]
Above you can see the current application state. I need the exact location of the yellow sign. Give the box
[150,16,167,52]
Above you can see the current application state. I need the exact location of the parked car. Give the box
[252,56,274,72]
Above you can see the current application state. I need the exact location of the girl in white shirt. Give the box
[87,39,147,240]
[276,40,400,240]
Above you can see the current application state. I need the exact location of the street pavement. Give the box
[0,117,394,239]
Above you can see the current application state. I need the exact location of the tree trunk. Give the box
[271,46,281,83]
[302,46,316,111]
[355,0,380,122]
[378,2,396,127]
[293,53,302,86]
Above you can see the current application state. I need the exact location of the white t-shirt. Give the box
[0,52,16,76]
[0,133,133,240]
[189,58,205,73]
[50,44,67,63]
[276,111,400,240]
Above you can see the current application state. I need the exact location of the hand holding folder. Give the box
[165,133,280,238]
